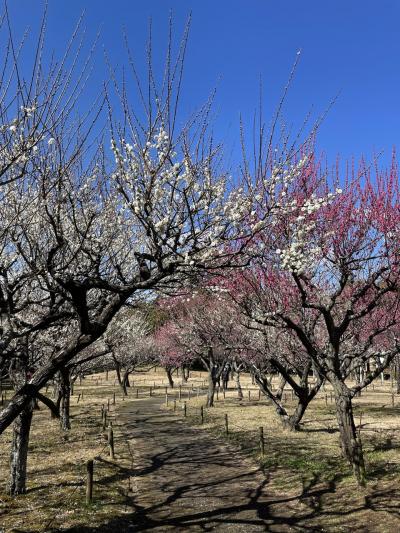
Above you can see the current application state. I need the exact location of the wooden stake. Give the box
[260,427,265,457]
[86,460,94,504]
[108,426,114,459]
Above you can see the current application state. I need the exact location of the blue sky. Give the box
[8,0,400,170]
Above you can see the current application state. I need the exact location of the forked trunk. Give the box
[332,380,366,486]
[9,400,34,495]
[285,393,309,431]
[120,371,130,396]
[182,366,189,383]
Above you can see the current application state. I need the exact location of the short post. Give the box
[107,399,110,411]
[136,388,139,398]
[179,385,182,401]
[149,387,152,397]
[225,413,229,435]
[86,460,94,504]
[165,393,169,406]
[259,426,265,457]
[325,394,328,406]
[392,393,395,407]
[183,401,187,417]
[108,426,115,459]
[113,392,116,405]
[103,411,107,430]
[248,390,251,402]
[77,393,81,404]
[165,386,168,395]
[174,399,176,412]
[188,389,191,400]
[258,390,261,401]
[81,391,84,401]
[200,405,204,424]
[106,370,108,381]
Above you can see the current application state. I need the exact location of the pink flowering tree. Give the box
[234,159,400,485]
[159,290,253,407]
[153,321,193,388]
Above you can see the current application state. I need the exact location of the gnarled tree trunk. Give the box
[9,400,34,495]
[332,379,366,486]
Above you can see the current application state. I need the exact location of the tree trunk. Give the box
[120,371,130,396]
[9,400,34,495]
[60,369,71,431]
[235,371,243,400]
[166,367,174,388]
[206,371,218,408]
[396,361,400,394]
[285,393,309,431]
[115,362,122,388]
[182,366,189,383]
[333,380,366,486]
[275,376,287,401]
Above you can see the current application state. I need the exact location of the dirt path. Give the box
[106,396,313,532]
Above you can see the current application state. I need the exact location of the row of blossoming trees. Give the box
[0,12,399,494]
[151,158,400,486]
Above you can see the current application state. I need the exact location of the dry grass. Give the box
[1,369,400,532]
[0,371,147,532]
[166,372,400,532]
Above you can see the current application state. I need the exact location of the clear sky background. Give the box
[8,0,400,171]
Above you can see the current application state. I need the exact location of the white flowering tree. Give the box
[100,308,155,395]
[0,18,262,496]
